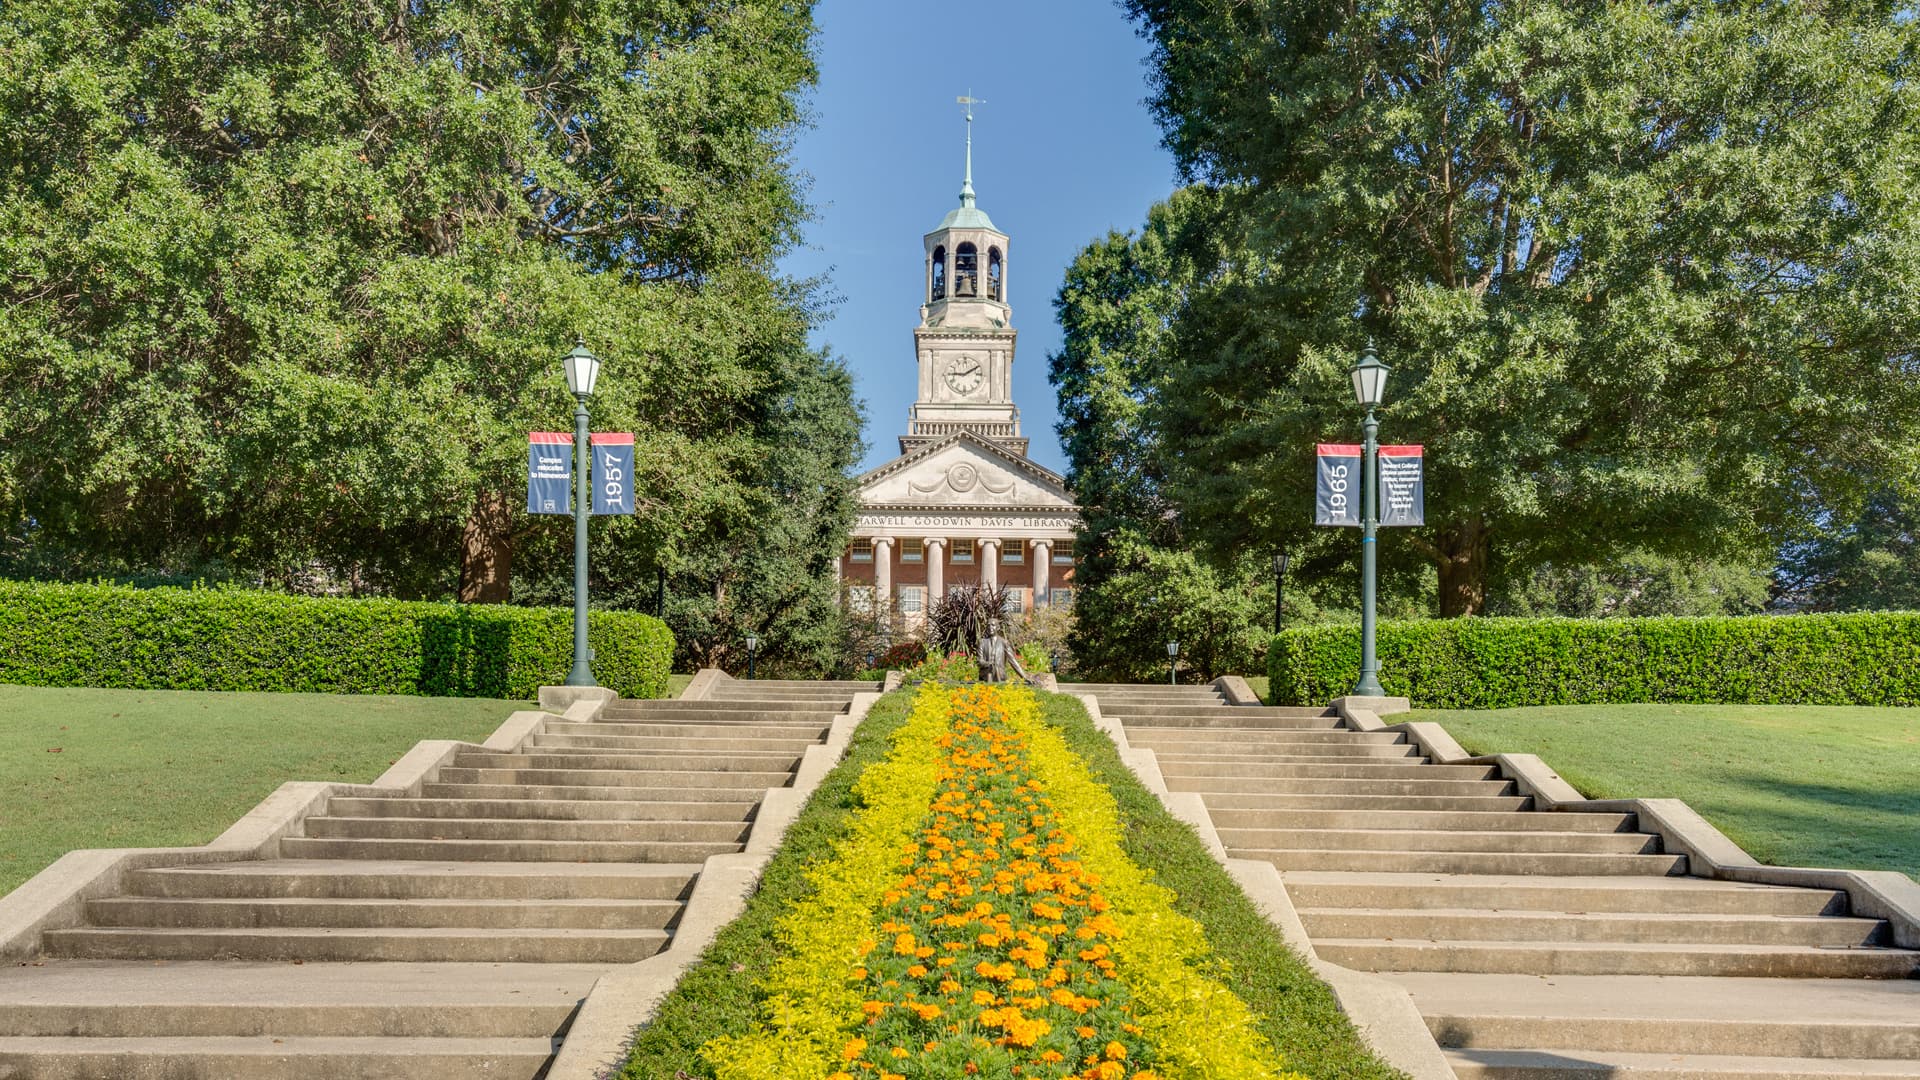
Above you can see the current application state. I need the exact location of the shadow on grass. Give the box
[1710,769,1918,881]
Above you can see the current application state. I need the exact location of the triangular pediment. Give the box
[856,432,1077,511]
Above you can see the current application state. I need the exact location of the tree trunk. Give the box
[457,491,514,604]
[1435,518,1490,617]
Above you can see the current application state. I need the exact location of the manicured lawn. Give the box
[668,673,694,697]
[1414,704,1920,881]
[0,685,526,897]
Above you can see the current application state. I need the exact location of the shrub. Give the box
[0,580,673,699]
[1269,613,1920,708]
[1068,536,1267,683]
[873,641,926,670]
[902,651,981,685]
[1015,640,1052,674]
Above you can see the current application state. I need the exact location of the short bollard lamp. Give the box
[1166,640,1180,686]
[1349,342,1390,698]
[563,340,601,688]
[1272,550,1290,634]
[745,632,760,680]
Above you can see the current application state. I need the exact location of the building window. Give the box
[930,246,946,301]
[951,539,974,564]
[902,538,923,563]
[1001,540,1023,565]
[1052,541,1074,565]
[1002,588,1025,614]
[899,586,924,614]
[987,247,1003,301]
[955,242,979,298]
[849,538,873,563]
[848,585,876,614]
[1051,587,1073,608]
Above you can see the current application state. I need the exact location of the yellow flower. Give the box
[1105,1041,1128,1061]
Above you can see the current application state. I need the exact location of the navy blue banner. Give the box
[527,433,572,516]
[1379,445,1425,527]
[591,433,635,516]
[1315,444,1362,527]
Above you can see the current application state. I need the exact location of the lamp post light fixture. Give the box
[1349,341,1390,698]
[745,632,760,681]
[1272,550,1291,634]
[1166,640,1180,687]
[562,339,602,688]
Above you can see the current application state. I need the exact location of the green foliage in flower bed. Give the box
[617,690,1401,1080]
[1269,613,1920,708]
[0,579,672,699]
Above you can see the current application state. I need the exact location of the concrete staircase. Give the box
[1095,684,1920,1079]
[0,680,879,1079]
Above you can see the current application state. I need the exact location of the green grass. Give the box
[0,685,525,897]
[1414,704,1920,881]
[1244,674,1272,703]
[668,673,694,698]
[618,689,1401,1080]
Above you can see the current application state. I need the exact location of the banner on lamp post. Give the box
[527,432,572,516]
[1314,444,1362,527]
[1379,445,1425,527]
[591,433,635,516]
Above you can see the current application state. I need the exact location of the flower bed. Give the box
[704,683,1303,1080]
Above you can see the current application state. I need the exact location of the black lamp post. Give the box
[1349,342,1390,698]
[562,340,602,688]
[1166,640,1180,686]
[745,632,760,681]
[1273,550,1290,634]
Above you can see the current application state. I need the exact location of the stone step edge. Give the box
[542,687,879,1080]
[1068,689,1459,1080]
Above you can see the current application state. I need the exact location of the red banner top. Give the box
[590,432,635,446]
[529,432,571,444]
[1379,445,1424,456]
[1317,443,1363,455]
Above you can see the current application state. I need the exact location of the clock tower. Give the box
[903,101,1024,456]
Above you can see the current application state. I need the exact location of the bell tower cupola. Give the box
[907,96,1023,455]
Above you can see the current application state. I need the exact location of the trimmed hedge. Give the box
[1269,613,1920,709]
[0,580,673,699]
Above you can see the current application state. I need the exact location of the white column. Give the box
[1031,540,1050,607]
[924,538,945,604]
[978,538,1000,588]
[873,537,894,614]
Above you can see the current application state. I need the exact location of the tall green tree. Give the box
[0,0,849,612]
[1779,492,1920,612]
[1114,0,1920,614]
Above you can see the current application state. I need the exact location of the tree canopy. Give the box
[1067,0,1920,616]
[0,0,859,664]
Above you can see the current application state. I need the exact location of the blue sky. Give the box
[777,0,1181,475]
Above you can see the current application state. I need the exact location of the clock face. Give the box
[943,354,985,396]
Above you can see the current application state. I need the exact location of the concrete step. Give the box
[707,687,862,701]
[278,836,741,863]
[1126,728,1409,746]
[0,960,597,1037]
[1220,827,1659,854]
[1153,745,1424,761]
[543,720,830,739]
[1210,809,1635,833]
[1444,1047,1920,1078]
[528,733,819,752]
[601,700,839,716]
[451,750,802,772]
[420,781,769,803]
[1158,760,1496,780]
[1087,693,1229,706]
[1104,704,1336,723]
[1396,973,1920,1059]
[87,896,682,931]
[711,679,877,689]
[1282,873,1850,916]
[0,1036,559,1079]
[1175,776,1520,797]
[1242,849,1688,875]
[326,797,755,822]
[40,926,673,964]
[301,816,750,844]
[1202,792,1535,812]
[124,861,699,900]
[1316,938,1920,978]
[1299,907,1889,947]
[432,766,792,789]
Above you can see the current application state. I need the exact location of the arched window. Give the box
[987,247,1003,301]
[930,246,946,301]
[955,242,979,298]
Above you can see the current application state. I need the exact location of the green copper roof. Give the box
[939,202,999,231]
